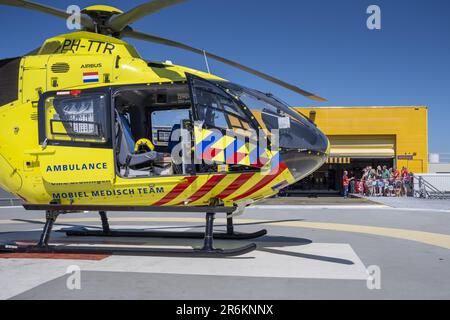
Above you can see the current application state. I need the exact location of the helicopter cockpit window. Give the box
[215,81,323,150]
[43,93,109,144]
[192,79,253,133]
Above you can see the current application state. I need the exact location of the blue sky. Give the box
[1,0,449,152]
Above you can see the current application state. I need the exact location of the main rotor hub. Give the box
[81,5,124,35]
[81,5,123,15]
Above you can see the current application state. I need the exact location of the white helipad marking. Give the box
[0,259,95,300]
[85,243,368,280]
[0,243,367,299]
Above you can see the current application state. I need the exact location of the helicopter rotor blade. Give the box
[0,0,95,30]
[107,0,187,33]
[122,29,326,101]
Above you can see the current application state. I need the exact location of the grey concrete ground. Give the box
[258,196,375,206]
[0,189,21,207]
[0,203,449,300]
[359,196,450,211]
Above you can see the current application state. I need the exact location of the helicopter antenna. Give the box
[203,49,211,74]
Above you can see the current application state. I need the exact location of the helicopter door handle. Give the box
[116,177,191,184]
[154,177,192,184]
[24,149,56,155]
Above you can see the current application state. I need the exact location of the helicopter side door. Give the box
[186,73,267,171]
[36,88,114,185]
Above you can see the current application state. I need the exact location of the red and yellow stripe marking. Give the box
[232,162,288,201]
[152,176,198,206]
[216,173,255,200]
[178,174,226,205]
[151,161,289,206]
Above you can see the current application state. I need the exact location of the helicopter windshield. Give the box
[214,81,326,150]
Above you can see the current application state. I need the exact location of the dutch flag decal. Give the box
[83,72,99,83]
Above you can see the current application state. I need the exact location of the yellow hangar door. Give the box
[328,135,396,160]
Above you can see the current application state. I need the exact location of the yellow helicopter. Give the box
[0,0,329,257]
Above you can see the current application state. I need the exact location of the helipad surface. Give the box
[1,203,449,299]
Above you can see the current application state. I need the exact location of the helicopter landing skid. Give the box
[62,211,267,240]
[0,211,257,258]
[0,242,257,258]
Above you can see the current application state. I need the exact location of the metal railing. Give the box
[414,175,450,199]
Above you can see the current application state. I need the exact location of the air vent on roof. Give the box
[51,63,70,73]
[148,62,169,69]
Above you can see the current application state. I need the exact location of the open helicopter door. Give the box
[36,88,115,186]
[186,73,269,172]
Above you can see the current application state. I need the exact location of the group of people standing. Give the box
[342,165,412,198]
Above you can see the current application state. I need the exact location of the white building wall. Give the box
[429,163,450,174]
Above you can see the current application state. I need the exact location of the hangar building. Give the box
[293,106,428,193]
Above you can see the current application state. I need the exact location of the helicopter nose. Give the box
[278,120,330,182]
